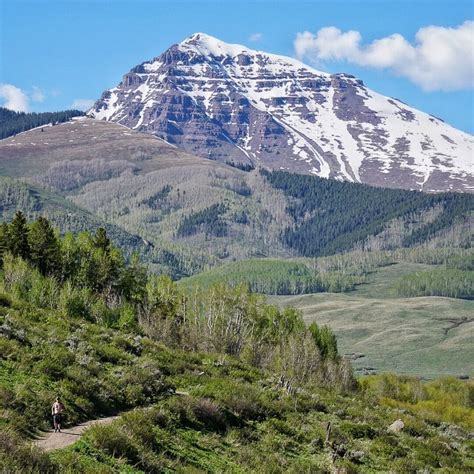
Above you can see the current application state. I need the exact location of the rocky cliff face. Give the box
[90,33,474,192]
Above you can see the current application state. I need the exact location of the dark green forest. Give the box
[0,108,84,139]
[261,169,474,256]
[177,203,228,238]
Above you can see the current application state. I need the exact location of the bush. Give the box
[85,423,141,463]
[58,282,94,319]
[35,346,76,380]
[0,429,54,473]
[191,398,226,431]
[0,293,11,307]
[362,374,474,429]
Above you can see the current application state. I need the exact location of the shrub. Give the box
[191,398,226,431]
[58,282,94,319]
[0,429,54,473]
[28,273,60,309]
[35,346,76,380]
[0,293,11,307]
[85,423,140,463]
[1,254,32,300]
[91,300,120,327]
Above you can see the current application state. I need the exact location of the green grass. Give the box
[350,262,435,298]
[270,262,474,378]
[49,377,474,473]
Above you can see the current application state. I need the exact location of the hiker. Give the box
[51,397,65,432]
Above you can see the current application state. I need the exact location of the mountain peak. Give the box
[181,32,218,44]
[178,32,252,58]
[89,35,474,193]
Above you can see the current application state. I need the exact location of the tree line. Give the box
[180,258,357,295]
[0,107,85,139]
[396,269,473,299]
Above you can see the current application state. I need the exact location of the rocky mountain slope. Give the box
[89,33,474,193]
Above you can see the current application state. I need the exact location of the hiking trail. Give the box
[33,391,190,452]
[33,415,119,452]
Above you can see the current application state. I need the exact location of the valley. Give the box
[0,115,472,380]
[1,117,472,278]
[271,262,474,378]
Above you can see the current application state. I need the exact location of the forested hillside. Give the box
[1,215,473,472]
[181,248,474,299]
[261,170,474,256]
[0,108,84,139]
[0,177,149,261]
[0,119,472,279]
[179,258,359,294]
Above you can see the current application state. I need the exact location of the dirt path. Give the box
[33,415,119,452]
[33,392,190,452]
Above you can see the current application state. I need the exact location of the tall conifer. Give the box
[9,211,30,260]
[28,216,61,276]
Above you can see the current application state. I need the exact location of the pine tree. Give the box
[93,227,111,253]
[0,222,9,264]
[9,211,30,260]
[28,216,62,276]
[119,253,147,304]
[90,227,123,293]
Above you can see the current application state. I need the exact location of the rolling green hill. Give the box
[270,261,474,378]
[1,220,473,473]
[182,250,474,378]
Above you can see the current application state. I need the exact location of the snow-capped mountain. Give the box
[90,33,474,192]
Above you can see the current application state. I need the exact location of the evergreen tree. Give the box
[0,222,9,265]
[90,228,122,293]
[28,216,61,276]
[94,227,111,253]
[9,211,30,260]
[261,169,474,256]
[119,253,147,304]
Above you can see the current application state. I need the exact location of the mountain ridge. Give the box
[89,32,474,193]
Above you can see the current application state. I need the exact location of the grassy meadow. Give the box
[271,262,474,378]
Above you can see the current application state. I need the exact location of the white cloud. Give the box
[249,32,263,42]
[294,21,474,91]
[0,83,29,111]
[70,98,95,111]
[31,86,45,103]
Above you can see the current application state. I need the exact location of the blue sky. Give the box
[1,0,473,133]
